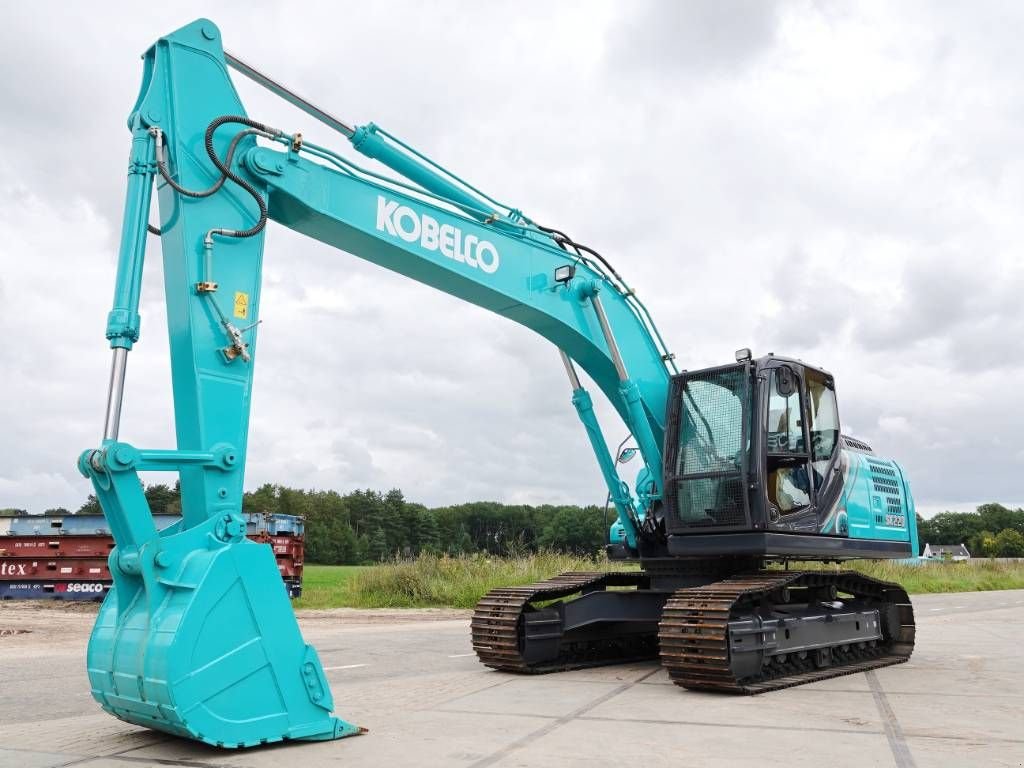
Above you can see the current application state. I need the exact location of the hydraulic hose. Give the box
[536,224,629,289]
[147,115,283,238]
[202,115,282,241]
[156,128,260,199]
[147,129,258,236]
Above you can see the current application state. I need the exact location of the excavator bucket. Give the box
[80,447,361,748]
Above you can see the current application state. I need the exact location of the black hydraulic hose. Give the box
[561,238,627,286]
[536,223,573,243]
[149,133,245,235]
[147,125,269,236]
[535,224,627,286]
[203,115,282,240]
[537,224,586,261]
[157,129,259,199]
[537,222,677,372]
[148,116,282,238]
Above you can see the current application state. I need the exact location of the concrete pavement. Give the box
[1,590,1022,767]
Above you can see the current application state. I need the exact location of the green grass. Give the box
[293,555,1024,610]
[293,565,366,609]
[300,552,627,609]
[798,558,1024,594]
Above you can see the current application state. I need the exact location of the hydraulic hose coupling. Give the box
[149,127,165,160]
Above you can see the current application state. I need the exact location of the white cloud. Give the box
[878,416,911,435]
[0,2,1020,517]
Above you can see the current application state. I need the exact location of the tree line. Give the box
[45,483,609,564]
[7,493,1023,561]
[248,485,611,563]
[916,503,1024,558]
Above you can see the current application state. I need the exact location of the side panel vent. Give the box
[841,435,874,454]
[868,460,900,496]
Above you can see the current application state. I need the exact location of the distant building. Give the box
[922,543,971,561]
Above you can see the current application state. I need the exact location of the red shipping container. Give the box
[0,557,111,580]
[0,529,304,599]
[0,536,114,559]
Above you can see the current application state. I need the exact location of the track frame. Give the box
[472,568,915,693]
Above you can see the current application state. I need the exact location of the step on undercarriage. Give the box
[472,569,914,693]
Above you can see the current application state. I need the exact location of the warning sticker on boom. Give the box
[234,292,249,319]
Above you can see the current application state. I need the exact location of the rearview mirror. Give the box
[776,366,797,397]
[617,447,638,464]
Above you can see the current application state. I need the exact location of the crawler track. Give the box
[471,571,657,673]
[658,570,915,694]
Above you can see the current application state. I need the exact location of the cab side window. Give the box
[806,370,840,477]
[766,366,810,516]
[766,366,803,453]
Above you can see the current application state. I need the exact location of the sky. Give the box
[0,1,1020,517]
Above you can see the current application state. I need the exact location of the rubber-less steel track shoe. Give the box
[658,570,915,693]
[472,571,665,673]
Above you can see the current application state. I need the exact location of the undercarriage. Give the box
[471,563,915,693]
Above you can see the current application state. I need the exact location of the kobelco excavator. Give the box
[81,19,917,749]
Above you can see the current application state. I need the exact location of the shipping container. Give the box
[252,513,304,537]
[0,536,114,558]
[8,514,180,536]
[8,512,303,537]
[0,581,110,601]
[0,557,110,580]
[252,533,305,561]
[0,512,305,601]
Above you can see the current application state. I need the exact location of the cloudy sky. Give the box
[0,1,1020,517]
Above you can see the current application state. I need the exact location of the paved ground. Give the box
[1,590,1022,768]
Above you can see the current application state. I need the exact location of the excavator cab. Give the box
[478,353,918,687]
[662,353,918,560]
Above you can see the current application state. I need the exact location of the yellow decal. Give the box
[233,291,249,319]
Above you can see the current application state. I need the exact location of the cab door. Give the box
[764,364,816,531]
[803,368,844,531]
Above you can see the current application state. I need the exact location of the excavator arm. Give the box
[79,18,677,747]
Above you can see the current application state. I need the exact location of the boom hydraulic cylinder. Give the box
[560,351,640,549]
